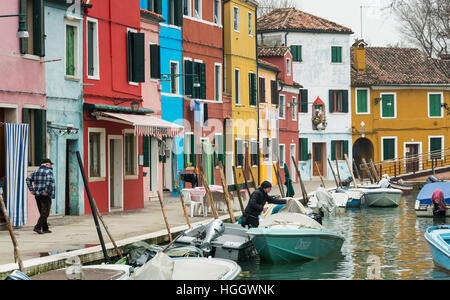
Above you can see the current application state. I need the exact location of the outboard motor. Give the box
[199,219,225,255]
[341,177,353,188]
[426,176,439,184]
[307,212,322,225]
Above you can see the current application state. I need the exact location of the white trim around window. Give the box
[193,0,202,19]
[86,17,100,81]
[428,135,445,161]
[233,6,239,32]
[170,60,180,95]
[248,12,253,36]
[127,28,139,86]
[380,92,397,119]
[355,88,370,115]
[279,94,286,119]
[279,144,286,167]
[214,63,222,101]
[427,92,444,118]
[123,129,139,179]
[88,127,106,181]
[64,18,80,81]
[286,58,291,76]
[234,68,241,105]
[381,136,398,161]
[213,0,221,25]
[292,96,297,121]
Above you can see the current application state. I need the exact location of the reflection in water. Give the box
[239,190,450,280]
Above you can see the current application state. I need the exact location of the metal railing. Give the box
[359,148,450,180]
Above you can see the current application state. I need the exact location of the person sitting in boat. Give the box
[432,189,447,218]
[241,181,289,228]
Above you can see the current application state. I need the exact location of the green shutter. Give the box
[300,89,308,113]
[342,90,349,113]
[34,109,47,164]
[154,0,162,14]
[383,138,395,160]
[184,60,193,97]
[174,0,183,26]
[429,94,442,117]
[200,63,206,99]
[249,73,256,106]
[132,33,145,83]
[193,62,200,99]
[357,90,368,113]
[150,44,161,79]
[329,90,335,113]
[143,136,150,166]
[382,94,395,117]
[66,25,75,76]
[299,138,308,161]
[33,0,45,57]
[331,141,336,161]
[343,140,349,157]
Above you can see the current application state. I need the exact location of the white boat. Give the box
[307,188,349,215]
[130,252,241,280]
[29,264,133,280]
[359,188,402,207]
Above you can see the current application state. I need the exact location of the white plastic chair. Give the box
[189,189,207,217]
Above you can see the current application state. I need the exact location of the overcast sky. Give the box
[294,0,403,47]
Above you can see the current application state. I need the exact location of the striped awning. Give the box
[97,112,184,138]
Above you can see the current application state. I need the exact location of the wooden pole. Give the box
[362,158,375,183]
[157,190,173,242]
[344,154,358,188]
[277,162,286,197]
[241,166,252,198]
[273,163,285,198]
[0,188,24,271]
[335,159,342,186]
[218,161,236,223]
[248,163,257,190]
[92,199,123,259]
[232,166,245,213]
[198,165,219,219]
[328,158,339,188]
[353,158,362,183]
[369,159,380,182]
[291,156,308,206]
[174,181,191,229]
[314,161,326,188]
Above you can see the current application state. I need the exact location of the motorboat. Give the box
[359,187,402,207]
[389,180,414,193]
[424,225,450,271]
[247,213,345,263]
[415,181,450,218]
[174,219,257,261]
[341,188,366,208]
[307,187,348,215]
[130,252,241,280]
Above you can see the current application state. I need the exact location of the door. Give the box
[405,144,419,173]
[108,136,123,210]
[163,139,173,192]
[290,144,296,182]
[66,140,80,216]
[312,143,326,177]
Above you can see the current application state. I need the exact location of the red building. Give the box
[81,0,148,213]
[259,46,302,182]
[181,0,230,185]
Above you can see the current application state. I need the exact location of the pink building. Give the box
[0,0,47,227]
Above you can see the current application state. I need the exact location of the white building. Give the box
[257,8,354,181]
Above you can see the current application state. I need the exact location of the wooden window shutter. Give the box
[184,60,193,97]
[259,77,265,103]
[329,90,335,113]
[429,94,442,117]
[271,80,279,105]
[150,44,161,79]
[200,63,206,99]
[383,139,395,160]
[143,136,150,166]
[343,140,349,157]
[331,140,336,161]
[66,25,75,76]
[193,62,200,99]
[34,109,47,164]
[249,73,256,106]
[33,0,45,57]
[154,0,162,14]
[300,89,308,113]
[174,0,183,26]
[132,32,145,83]
[342,90,349,113]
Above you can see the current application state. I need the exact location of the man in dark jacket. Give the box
[241,181,288,228]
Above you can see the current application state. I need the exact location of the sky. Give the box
[294,0,403,47]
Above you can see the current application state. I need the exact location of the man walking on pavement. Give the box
[26,158,55,234]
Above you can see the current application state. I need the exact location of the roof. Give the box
[258,46,290,57]
[351,47,450,86]
[257,8,353,34]
[257,59,280,72]
[140,9,164,22]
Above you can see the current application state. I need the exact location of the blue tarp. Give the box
[416,182,450,205]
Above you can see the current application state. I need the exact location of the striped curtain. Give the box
[6,124,29,227]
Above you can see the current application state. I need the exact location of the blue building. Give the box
[44,0,84,215]
[140,0,184,194]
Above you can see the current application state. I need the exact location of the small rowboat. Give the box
[424,225,450,271]
[389,180,414,193]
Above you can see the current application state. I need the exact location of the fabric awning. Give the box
[97,112,184,138]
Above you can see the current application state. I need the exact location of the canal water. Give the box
[238,189,450,280]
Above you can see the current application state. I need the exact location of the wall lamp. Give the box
[0,13,29,39]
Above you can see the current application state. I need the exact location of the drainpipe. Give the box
[255,6,260,186]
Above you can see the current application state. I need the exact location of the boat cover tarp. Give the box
[259,213,323,230]
[130,252,174,280]
[315,188,337,215]
[280,198,307,214]
[417,182,450,205]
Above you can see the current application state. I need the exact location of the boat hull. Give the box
[362,189,402,207]
[415,182,450,218]
[390,182,413,193]
[424,226,450,271]
[248,229,344,263]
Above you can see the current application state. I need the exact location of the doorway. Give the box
[162,139,173,192]
[108,136,123,211]
[65,139,80,215]
[312,142,326,177]
[353,138,374,179]
[405,143,421,173]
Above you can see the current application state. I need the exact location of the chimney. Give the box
[353,40,368,71]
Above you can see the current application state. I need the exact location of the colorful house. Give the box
[181,0,229,186]
[0,0,47,227]
[224,0,259,186]
[258,46,302,183]
[258,8,354,182]
[351,43,450,176]
[44,0,85,216]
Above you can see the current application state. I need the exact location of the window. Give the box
[127,29,145,84]
[213,0,220,24]
[292,96,297,120]
[259,77,265,103]
[87,18,100,80]
[194,0,201,19]
[331,140,348,161]
[22,108,47,167]
[381,93,396,118]
[22,0,45,57]
[272,138,278,162]
[88,128,105,179]
[299,89,308,113]
[170,61,179,94]
[331,46,342,63]
[233,7,239,31]
[329,90,349,113]
[271,80,279,105]
[428,93,443,118]
[429,136,444,160]
[382,137,397,161]
[235,139,244,167]
[124,132,138,176]
[290,45,302,62]
[286,58,292,75]
[250,140,258,167]
[248,12,253,36]
[183,0,191,16]
[214,64,222,101]
[235,69,241,105]
[263,138,271,163]
[149,44,161,79]
[356,89,369,114]
[169,0,183,26]
[279,95,286,119]
[279,144,286,167]
[184,133,196,167]
[249,73,256,106]
[146,0,162,14]
[214,134,224,166]
[65,22,79,78]
[299,138,308,161]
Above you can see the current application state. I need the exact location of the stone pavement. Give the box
[0,180,332,277]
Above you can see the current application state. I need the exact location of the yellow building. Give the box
[257,59,280,184]
[224,0,259,186]
[351,42,450,177]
